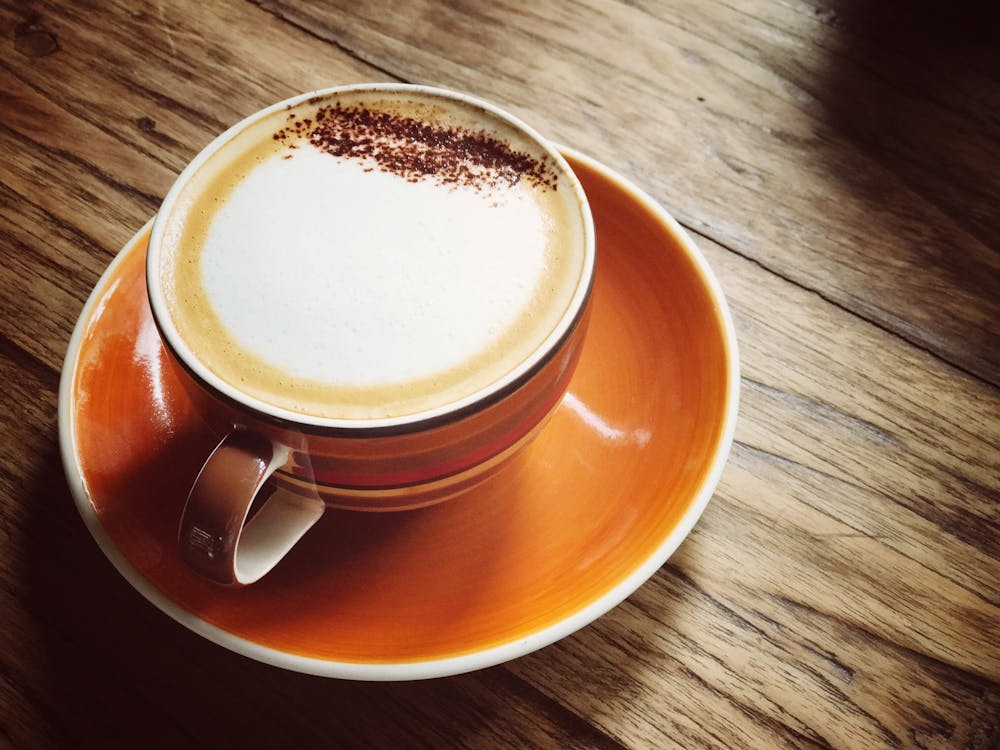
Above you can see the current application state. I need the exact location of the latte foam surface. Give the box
[158,90,586,420]
[203,148,552,386]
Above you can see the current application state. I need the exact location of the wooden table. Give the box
[2,1,998,747]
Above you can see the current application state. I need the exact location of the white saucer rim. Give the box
[57,147,740,681]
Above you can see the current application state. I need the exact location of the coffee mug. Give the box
[146,84,596,585]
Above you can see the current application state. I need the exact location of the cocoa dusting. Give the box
[272,101,558,192]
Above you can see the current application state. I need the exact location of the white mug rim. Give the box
[145,83,596,432]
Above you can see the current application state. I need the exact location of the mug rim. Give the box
[146,83,596,433]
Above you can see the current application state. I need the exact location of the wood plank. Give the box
[253,0,1000,384]
[1,0,395,172]
[0,184,109,370]
[1,0,997,747]
[0,3,627,747]
[0,354,622,748]
[512,558,1000,748]
[506,227,999,747]
[0,0,388,369]
[0,0,393,240]
[2,472,624,746]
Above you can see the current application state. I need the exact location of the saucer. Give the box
[58,147,739,680]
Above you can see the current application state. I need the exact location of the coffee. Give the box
[156,87,589,420]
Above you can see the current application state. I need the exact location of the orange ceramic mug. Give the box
[145,84,596,585]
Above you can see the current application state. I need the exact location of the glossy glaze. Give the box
[63,149,737,672]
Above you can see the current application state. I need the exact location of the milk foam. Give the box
[160,90,587,419]
[202,148,550,386]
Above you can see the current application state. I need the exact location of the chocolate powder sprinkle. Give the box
[272,102,558,192]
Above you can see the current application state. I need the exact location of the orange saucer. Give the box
[59,148,739,679]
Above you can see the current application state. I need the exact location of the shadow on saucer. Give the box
[23,439,655,748]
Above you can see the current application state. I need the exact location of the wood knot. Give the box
[14,22,60,58]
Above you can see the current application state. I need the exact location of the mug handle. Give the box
[179,430,325,585]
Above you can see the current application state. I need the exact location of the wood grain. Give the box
[255,0,1000,385]
[506,230,999,747]
[1,0,998,747]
